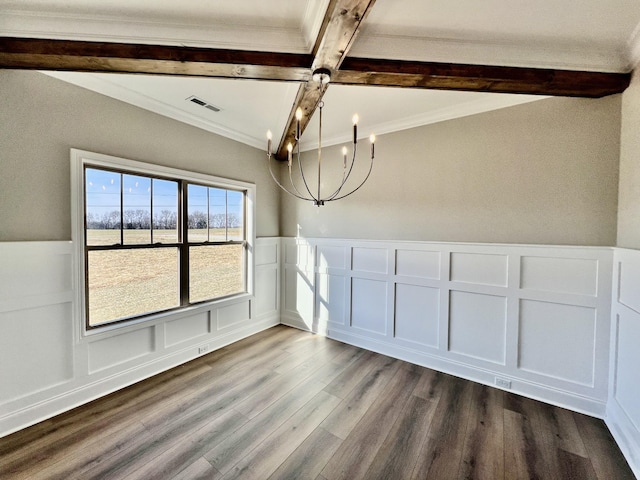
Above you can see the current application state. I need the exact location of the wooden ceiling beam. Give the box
[335,57,631,97]
[275,0,377,159]
[0,37,313,82]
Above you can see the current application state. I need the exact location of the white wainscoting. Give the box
[0,238,280,438]
[607,248,640,478]
[281,237,613,416]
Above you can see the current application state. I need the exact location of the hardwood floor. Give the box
[0,325,634,480]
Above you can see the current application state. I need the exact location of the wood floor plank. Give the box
[557,448,599,480]
[203,378,327,473]
[538,403,588,458]
[273,340,350,376]
[123,409,247,480]
[322,349,389,399]
[458,383,505,480]
[219,390,341,480]
[0,419,150,480]
[320,355,401,439]
[170,458,221,480]
[233,343,350,419]
[410,374,474,480]
[412,367,447,402]
[363,395,437,480]
[139,367,277,432]
[504,408,535,480]
[573,411,636,480]
[78,369,278,479]
[320,366,422,480]
[267,428,343,480]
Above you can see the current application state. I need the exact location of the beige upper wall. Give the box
[0,70,279,242]
[281,95,621,246]
[618,69,640,249]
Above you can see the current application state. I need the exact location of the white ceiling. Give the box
[3,0,640,151]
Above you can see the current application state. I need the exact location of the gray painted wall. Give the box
[280,95,621,246]
[618,69,640,249]
[0,70,280,242]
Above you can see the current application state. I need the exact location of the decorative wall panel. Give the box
[519,299,596,386]
[165,312,209,347]
[0,303,73,403]
[351,278,387,335]
[394,283,439,347]
[521,256,598,296]
[395,249,441,279]
[89,327,155,373]
[352,247,388,274]
[450,252,508,287]
[317,273,347,326]
[449,291,507,364]
[217,301,251,330]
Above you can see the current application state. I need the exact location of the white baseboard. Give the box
[606,398,640,478]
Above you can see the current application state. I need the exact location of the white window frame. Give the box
[71,149,255,336]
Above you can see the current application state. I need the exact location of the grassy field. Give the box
[87,228,242,245]
[87,229,244,326]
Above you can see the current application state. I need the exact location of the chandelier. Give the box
[266,68,376,207]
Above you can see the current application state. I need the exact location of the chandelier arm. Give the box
[295,142,319,202]
[325,167,349,201]
[326,143,358,200]
[287,163,307,198]
[285,143,308,199]
[267,153,313,201]
[327,154,375,202]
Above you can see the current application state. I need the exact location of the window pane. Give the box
[152,178,178,243]
[85,168,121,246]
[189,244,244,303]
[227,190,244,241]
[87,248,179,326]
[188,184,208,242]
[123,174,151,244]
[209,188,227,241]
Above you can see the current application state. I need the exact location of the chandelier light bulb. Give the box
[295,108,303,121]
[352,114,358,144]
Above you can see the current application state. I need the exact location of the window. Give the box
[72,150,254,330]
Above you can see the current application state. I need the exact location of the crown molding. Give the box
[0,10,308,53]
[349,33,629,73]
[298,94,545,152]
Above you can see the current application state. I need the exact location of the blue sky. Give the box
[85,167,243,223]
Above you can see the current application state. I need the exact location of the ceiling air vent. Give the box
[186,95,221,112]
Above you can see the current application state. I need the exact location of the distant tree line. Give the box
[86,210,241,230]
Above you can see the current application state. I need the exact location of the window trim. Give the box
[71,149,256,336]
